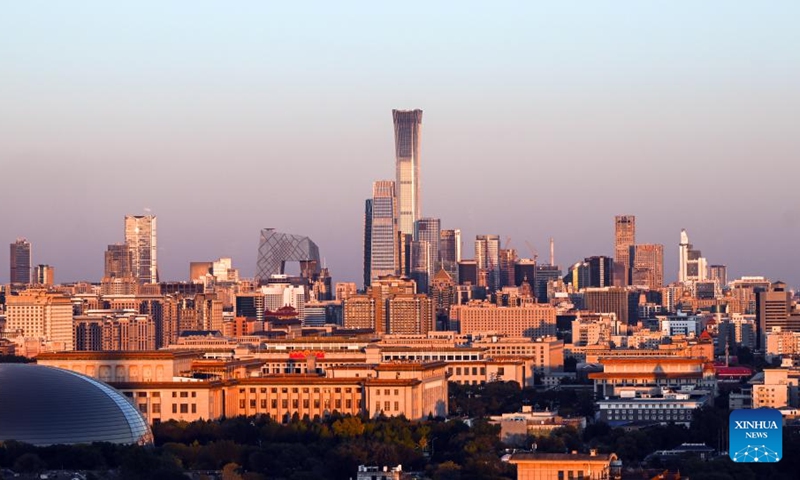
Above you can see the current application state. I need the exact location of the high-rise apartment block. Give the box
[392,109,423,236]
[629,244,664,289]
[614,215,635,286]
[124,215,158,284]
[9,238,32,285]
[369,181,399,282]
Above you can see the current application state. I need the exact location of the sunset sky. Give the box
[2,1,798,288]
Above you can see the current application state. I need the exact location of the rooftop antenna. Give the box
[550,238,555,266]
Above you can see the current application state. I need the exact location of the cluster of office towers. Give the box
[9,216,158,288]
[364,110,529,295]
[360,111,687,299]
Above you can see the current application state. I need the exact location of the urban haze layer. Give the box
[1,108,799,480]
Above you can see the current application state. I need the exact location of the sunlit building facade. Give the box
[393,109,423,235]
[125,215,158,284]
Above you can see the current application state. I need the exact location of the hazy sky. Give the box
[2,1,799,289]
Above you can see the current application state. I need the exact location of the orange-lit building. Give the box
[588,357,716,399]
[509,451,621,480]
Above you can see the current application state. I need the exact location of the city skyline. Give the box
[1,2,798,288]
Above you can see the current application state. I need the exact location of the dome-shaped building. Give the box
[0,363,153,446]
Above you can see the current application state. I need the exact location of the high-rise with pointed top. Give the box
[393,109,423,236]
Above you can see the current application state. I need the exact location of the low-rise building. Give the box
[508,451,621,480]
[490,406,586,446]
[595,391,710,427]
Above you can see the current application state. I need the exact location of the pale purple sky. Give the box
[1,2,799,288]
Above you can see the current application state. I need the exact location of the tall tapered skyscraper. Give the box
[393,109,423,235]
[124,215,158,283]
[613,215,635,286]
[9,238,31,285]
[369,181,398,283]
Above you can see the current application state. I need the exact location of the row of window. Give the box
[136,402,196,415]
[239,387,357,394]
[240,398,354,411]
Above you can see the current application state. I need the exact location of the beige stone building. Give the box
[451,302,556,338]
[37,351,448,423]
[5,289,74,352]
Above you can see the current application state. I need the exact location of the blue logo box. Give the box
[729,408,782,463]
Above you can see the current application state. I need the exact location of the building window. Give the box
[346,399,352,409]
[261,400,267,409]
[303,399,310,408]
[138,403,147,413]
[272,399,278,409]
[375,402,381,412]
[384,401,391,411]
[180,404,189,414]
[239,400,245,409]
[180,392,189,398]
[250,400,256,409]
[172,404,177,414]
[282,400,288,408]
[394,402,399,411]
[152,404,161,414]
[192,404,197,414]
[152,392,160,398]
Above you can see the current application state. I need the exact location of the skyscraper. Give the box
[475,235,500,291]
[710,265,728,287]
[369,180,398,282]
[585,256,613,288]
[104,243,133,279]
[629,244,664,289]
[124,215,158,284]
[9,238,32,285]
[363,199,373,290]
[439,229,461,282]
[756,282,792,349]
[393,109,423,235]
[613,215,635,286]
[678,229,707,284]
[412,218,441,291]
[678,229,689,284]
[33,265,54,286]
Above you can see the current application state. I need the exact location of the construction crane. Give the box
[524,240,539,263]
[505,236,513,250]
